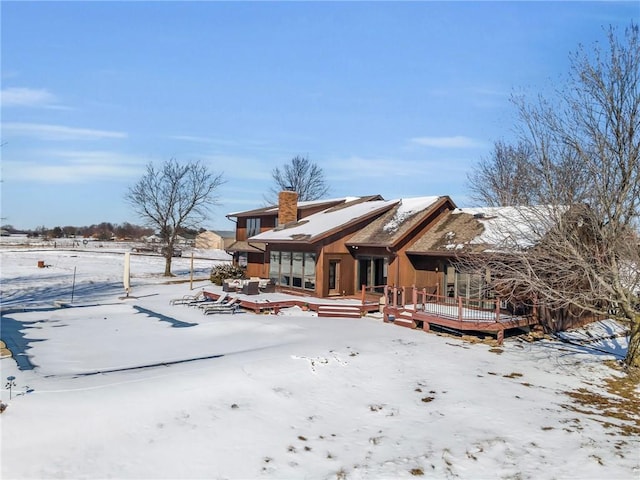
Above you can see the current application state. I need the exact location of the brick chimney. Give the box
[278,190,298,225]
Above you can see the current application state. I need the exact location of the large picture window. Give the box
[269,250,316,291]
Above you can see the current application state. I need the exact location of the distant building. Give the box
[195,230,235,250]
[195,231,224,250]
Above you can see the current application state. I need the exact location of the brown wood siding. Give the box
[409,256,447,292]
[236,218,247,241]
[247,252,269,278]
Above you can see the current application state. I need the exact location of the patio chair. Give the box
[222,279,238,292]
[197,293,228,310]
[260,279,276,293]
[241,280,260,295]
[202,297,240,315]
[170,290,205,306]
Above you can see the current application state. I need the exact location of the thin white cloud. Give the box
[2,150,145,183]
[410,136,484,149]
[1,87,61,108]
[2,122,127,141]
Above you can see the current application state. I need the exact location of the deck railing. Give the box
[384,285,528,324]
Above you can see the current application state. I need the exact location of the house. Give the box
[195,230,226,250]
[226,191,455,298]
[226,195,609,340]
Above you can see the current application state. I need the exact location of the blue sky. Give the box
[1,1,637,231]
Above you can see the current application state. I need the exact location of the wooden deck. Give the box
[381,286,539,344]
[383,305,537,344]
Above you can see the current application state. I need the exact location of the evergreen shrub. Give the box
[210,264,247,286]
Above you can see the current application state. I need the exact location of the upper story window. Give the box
[247,217,261,237]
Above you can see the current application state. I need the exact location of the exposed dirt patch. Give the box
[563,364,640,437]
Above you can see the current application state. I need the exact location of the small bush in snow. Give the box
[210,264,246,285]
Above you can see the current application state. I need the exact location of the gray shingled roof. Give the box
[405,211,486,254]
[348,196,450,248]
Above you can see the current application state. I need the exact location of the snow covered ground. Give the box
[1,247,638,479]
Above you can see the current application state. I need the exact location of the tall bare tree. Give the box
[467,140,537,206]
[463,24,640,369]
[267,155,329,203]
[126,159,225,276]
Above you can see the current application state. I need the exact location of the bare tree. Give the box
[463,24,640,369]
[467,140,537,206]
[126,159,225,276]
[266,155,329,203]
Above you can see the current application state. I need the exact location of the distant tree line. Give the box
[11,222,154,241]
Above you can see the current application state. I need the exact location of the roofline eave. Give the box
[247,238,314,245]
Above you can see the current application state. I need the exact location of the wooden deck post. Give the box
[495,297,501,323]
[361,285,366,306]
[412,285,417,311]
[458,296,463,322]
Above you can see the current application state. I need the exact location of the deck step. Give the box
[388,309,417,328]
[317,304,362,318]
[393,317,416,328]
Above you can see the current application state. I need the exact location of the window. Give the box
[304,252,316,290]
[357,256,388,292]
[280,252,291,286]
[268,250,316,291]
[446,266,491,301]
[292,252,303,287]
[247,218,261,237]
[269,251,280,283]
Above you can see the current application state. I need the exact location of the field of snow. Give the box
[1,246,638,479]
